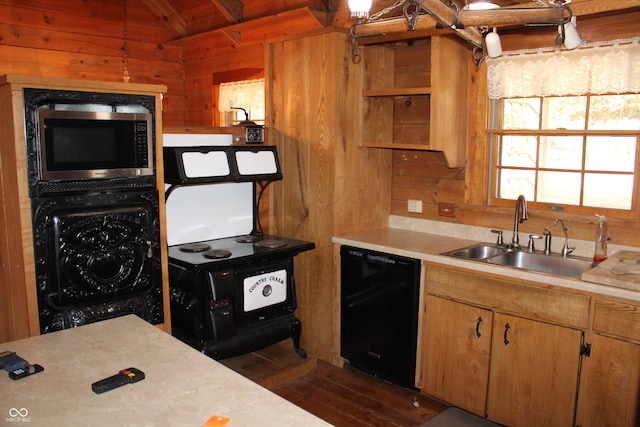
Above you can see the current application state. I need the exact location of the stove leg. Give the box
[289,317,307,358]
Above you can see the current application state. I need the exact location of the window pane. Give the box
[499,135,537,167]
[585,136,636,172]
[543,96,586,130]
[539,136,583,170]
[584,173,633,209]
[537,171,581,205]
[497,168,535,200]
[503,98,540,129]
[589,94,640,131]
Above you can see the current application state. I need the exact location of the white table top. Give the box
[0,315,331,427]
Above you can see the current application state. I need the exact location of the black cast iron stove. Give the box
[163,142,315,360]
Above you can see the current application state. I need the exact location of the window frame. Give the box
[488,96,640,220]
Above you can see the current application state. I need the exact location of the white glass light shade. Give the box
[485,28,502,58]
[349,0,372,20]
[467,1,499,10]
[560,20,581,49]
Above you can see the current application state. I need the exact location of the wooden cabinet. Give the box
[420,265,590,426]
[487,313,582,427]
[421,295,492,415]
[359,36,469,167]
[0,74,171,343]
[575,299,640,427]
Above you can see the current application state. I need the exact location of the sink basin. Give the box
[443,244,506,260]
[442,243,595,278]
[487,251,594,278]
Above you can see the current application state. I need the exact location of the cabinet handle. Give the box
[475,316,483,338]
[503,323,511,345]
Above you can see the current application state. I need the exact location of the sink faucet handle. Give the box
[527,234,544,252]
[491,229,504,246]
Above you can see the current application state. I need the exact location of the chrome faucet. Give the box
[553,218,575,257]
[511,195,528,249]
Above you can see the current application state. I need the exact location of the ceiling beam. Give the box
[211,0,244,24]
[139,0,188,38]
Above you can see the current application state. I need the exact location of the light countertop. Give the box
[0,315,331,427]
[333,226,640,303]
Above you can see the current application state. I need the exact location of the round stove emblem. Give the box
[262,285,273,297]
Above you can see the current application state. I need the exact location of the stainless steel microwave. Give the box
[37,109,154,181]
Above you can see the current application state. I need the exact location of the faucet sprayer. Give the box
[553,218,575,257]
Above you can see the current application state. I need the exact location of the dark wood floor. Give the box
[270,360,449,427]
[219,343,449,426]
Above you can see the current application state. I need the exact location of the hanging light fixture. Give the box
[122,0,130,83]
[349,0,373,20]
[558,16,581,49]
[465,1,499,10]
[348,0,577,62]
[485,27,502,58]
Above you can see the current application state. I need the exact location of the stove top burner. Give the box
[255,239,287,249]
[179,243,212,253]
[235,235,260,243]
[168,235,315,268]
[203,249,233,259]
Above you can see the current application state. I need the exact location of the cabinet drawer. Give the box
[425,265,590,329]
[593,299,640,342]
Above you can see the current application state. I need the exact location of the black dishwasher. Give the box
[340,245,421,389]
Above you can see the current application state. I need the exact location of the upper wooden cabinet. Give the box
[359,35,470,167]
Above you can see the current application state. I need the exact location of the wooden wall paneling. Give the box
[0,83,35,342]
[464,57,489,207]
[267,29,391,363]
[0,2,175,43]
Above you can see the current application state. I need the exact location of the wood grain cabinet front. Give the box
[358,36,469,167]
[420,295,492,416]
[575,299,640,427]
[420,264,589,427]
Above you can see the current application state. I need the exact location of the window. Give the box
[487,39,640,217]
[217,78,265,126]
[492,94,640,213]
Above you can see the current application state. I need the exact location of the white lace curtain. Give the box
[218,78,265,122]
[487,38,640,99]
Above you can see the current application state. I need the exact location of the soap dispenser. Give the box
[593,214,609,263]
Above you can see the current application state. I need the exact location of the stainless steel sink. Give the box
[445,244,506,260]
[486,251,594,277]
[442,243,595,278]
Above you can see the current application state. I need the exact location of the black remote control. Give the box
[91,367,145,394]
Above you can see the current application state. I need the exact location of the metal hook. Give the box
[472,46,485,67]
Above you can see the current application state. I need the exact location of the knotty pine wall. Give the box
[0,1,185,126]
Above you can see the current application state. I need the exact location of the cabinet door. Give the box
[421,295,492,416]
[575,333,640,427]
[487,313,582,427]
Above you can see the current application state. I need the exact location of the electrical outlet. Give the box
[438,203,456,217]
[408,200,423,213]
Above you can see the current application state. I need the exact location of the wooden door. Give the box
[420,295,492,416]
[487,312,582,427]
[575,333,640,427]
